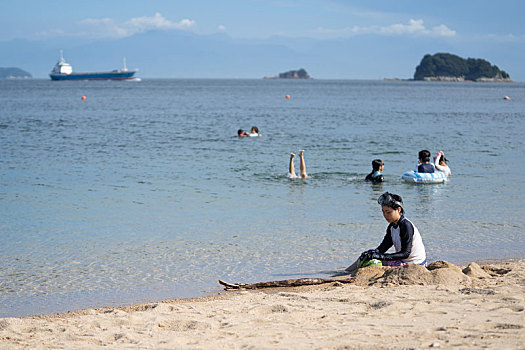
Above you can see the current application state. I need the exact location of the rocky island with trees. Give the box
[264,68,311,79]
[414,53,511,82]
[0,67,32,79]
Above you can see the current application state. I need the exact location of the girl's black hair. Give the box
[437,154,448,164]
[371,159,383,171]
[366,159,383,179]
[419,150,431,163]
[390,193,404,213]
[378,192,404,214]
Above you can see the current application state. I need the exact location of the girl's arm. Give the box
[434,152,446,172]
[435,163,446,172]
[381,220,414,261]
[376,228,393,253]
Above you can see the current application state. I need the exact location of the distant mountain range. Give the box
[0,67,32,79]
[0,29,518,80]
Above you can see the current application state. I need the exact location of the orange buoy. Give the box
[285,94,290,99]
[81,96,87,100]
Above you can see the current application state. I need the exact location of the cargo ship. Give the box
[49,51,139,81]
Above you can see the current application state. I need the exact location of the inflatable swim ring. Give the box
[401,170,447,184]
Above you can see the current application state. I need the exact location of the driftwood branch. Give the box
[218,277,355,290]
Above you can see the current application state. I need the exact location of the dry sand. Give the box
[1,260,524,349]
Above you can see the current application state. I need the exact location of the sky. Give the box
[1,0,524,79]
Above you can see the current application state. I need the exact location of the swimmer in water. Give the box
[434,151,451,176]
[417,149,435,173]
[365,159,384,183]
[237,129,248,137]
[289,150,307,179]
[249,126,261,137]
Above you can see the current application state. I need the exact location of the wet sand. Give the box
[1,260,524,349]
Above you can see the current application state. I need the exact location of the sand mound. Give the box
[463,262,492,279]
[430,266,471,285]
[379,264,433,285]
[355,261,474,287]
[354,265,387,285]
[427,260,457,270]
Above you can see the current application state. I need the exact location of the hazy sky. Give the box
[1,1,524,80]
[2,0,523,42]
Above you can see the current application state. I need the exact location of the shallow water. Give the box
[1,79,524,317]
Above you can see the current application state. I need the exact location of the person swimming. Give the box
[365,159,384,183]
[248,126,261,137]
[238,126,261,137]
[417,150,435,173]
[288,150,307,179]
[434,151,451,176]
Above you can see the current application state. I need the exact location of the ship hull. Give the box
[49,71,137,81]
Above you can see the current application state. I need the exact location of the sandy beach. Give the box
[1,260,524,349]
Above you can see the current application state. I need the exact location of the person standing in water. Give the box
[288,150,307,179]
[365,159,384,183]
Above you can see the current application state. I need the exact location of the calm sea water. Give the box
[1,79,524,317]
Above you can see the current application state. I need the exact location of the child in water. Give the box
[237,127,261,137]
[288,150,307,179]
[417,150,435,173]
[365,159,384,183]
[434,151,451,176]
[249,126,261,137]
[345,192,426,273]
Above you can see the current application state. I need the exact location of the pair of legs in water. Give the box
[289,150,307,179]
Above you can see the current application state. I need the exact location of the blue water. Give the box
[1,79,524,317]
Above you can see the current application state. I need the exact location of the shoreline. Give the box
[3,256,524,319]
[1,259,524,348]
[4,256,524,320]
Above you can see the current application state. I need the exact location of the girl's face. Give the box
[382,206,401,223]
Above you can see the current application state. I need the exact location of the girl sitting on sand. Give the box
[346,192,426,272]
[288,150,307,179]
